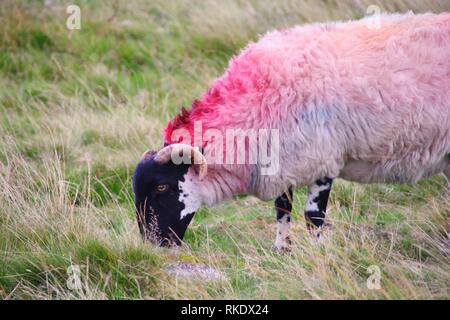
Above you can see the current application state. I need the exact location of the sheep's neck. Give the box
[199,166,252,206]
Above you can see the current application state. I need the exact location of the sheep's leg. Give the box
[274,188,293,251]
[304,177,333,238]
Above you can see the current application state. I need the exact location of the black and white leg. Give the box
[304,177,333,238]
[274,188,293,251]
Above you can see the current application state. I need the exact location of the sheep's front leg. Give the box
[274,188,293,251]
[305,177,333,238]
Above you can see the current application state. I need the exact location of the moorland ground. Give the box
[0,0,449,299]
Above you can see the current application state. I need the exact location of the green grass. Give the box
[1,0,449,299]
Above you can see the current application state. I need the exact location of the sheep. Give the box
[133,13,450,250]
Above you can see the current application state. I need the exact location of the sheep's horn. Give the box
[140,150,156,159]
[154,143,208,180]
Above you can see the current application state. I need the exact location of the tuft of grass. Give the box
[1,0,449,299]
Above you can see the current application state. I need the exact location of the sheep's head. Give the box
[132,144,207,247]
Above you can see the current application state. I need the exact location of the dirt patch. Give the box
[166,263,225,281]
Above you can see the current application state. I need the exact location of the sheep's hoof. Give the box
[308,227,323,239]
[272,245,291,253]
[307,228,329,247]
[272,234,292,253]
[272,240,292,253]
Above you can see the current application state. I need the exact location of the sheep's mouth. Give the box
[143,226,182,247]
[159,236,179,247]
[157,231,183,247]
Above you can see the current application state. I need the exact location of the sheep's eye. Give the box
[156,184,169,193]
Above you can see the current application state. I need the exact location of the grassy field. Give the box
[0,0,449,299]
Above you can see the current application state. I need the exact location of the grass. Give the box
[0,0,449,299]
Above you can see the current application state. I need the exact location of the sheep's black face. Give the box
[132,153,198,247]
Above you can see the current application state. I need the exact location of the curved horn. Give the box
[154,144,208,180]
[140,150,156,160]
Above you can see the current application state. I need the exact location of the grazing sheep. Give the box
[133,13,450,250]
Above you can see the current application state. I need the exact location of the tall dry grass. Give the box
[0,0,449,299]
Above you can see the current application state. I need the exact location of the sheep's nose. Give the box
[159,238,171,247]
[158,234,181,247]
